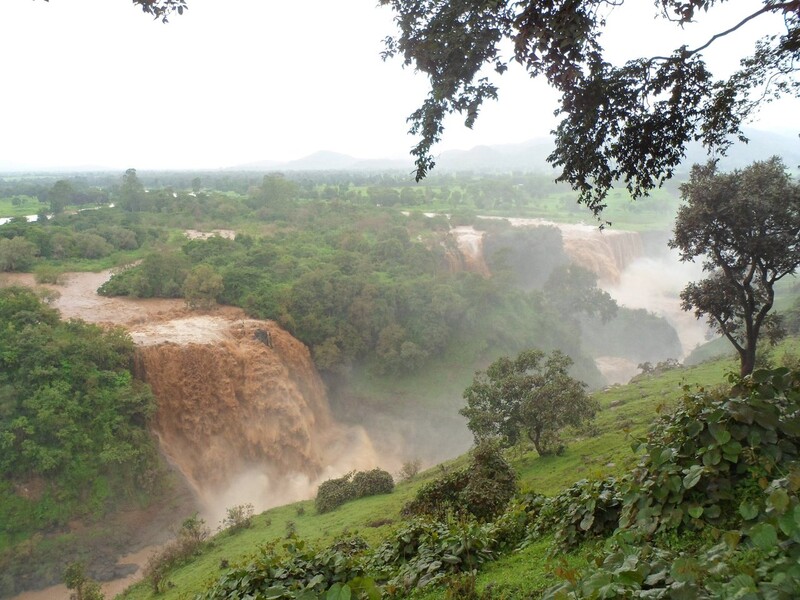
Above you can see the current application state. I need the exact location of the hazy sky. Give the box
[1,0,798,170]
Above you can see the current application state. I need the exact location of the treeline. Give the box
[0,210,165,271]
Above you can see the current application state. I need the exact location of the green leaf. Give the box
[683,465,703,489]
[767,488,790,515]
[579,513,595,531]
[688,506,704,519]
[721,440,742,462]
[685,420,703,438]
[326,583,352,600]
[708,421,731,444]
[739,500,759,521]
[752,369,771,383]
[702,447,721,466]
[748,522,778,550]
[264,587,287,600]
[728,573,757,593]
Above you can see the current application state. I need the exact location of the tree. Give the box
[0,237,38,272]
[182,263,224,309]
[48,179,74,214]
[543,264,618,323]
[63,562,104,600]
[670,157,800,376]
[379,0,800,217]
[119,168,146,212]
[460,349,595,456]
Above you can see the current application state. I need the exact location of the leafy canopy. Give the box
[670,157,800,376]
[379,0,800,218]
[460,349,595,456]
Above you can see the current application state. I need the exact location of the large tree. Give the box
[378,0,800,218]
[460,349,595,456]
[670,157,800,376]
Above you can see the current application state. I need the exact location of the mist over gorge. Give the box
[446,216,700,383]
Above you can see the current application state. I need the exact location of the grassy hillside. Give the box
[116,348,761,600]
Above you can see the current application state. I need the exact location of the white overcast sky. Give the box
[0,0,798,170]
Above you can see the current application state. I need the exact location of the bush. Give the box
[403,442,517,521]
[315,472,356,514]
[398,458,422,482]
[352,469,394,498]
[316,468,396,514]
[33,264,65,284]
[143,514,209,593]
[462,441,518,521]
[221,503,254,533]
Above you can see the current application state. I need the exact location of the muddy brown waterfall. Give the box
[131,316,379,520]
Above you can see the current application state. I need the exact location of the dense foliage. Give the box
[402,441,518,521]
[545,367,800,597]
[0,287,160,537]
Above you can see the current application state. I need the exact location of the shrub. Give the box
[403,442,517,521]
[398,458,422,482]
[462,441,518,521]
[221,503,254,533]
[33,264,65,285]
[315,472,356,514]
[352,468,394,498]
[63,562,104,600]
[316,468,396,514]
[143,514,209,593]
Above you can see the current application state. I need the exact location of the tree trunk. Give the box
[740,346,756,377]
[528,428,551,456]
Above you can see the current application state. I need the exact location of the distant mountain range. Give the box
[229,128,799,174]
[2,129,796,175]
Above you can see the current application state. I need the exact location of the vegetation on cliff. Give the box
[0,287,164,596]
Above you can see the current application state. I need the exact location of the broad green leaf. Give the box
[708,421,731,444]
[748,522,778,550]
[688,506,704,518]
[685,420,703,438]
[326,583,352,600]
[728,573,757,593]
[579,513,595,531]
[739,500,759,520]
[702,447,721,466]
[752,369,771,383]
[264,587,287,600]
[683,465,703,489]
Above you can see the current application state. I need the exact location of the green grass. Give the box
[115,351,754,600]
[0,195,46,218]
